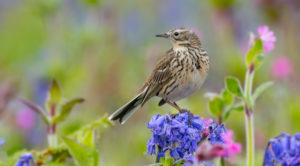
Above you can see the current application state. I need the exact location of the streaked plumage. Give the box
[109,28,209,124]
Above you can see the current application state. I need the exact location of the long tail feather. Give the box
[109,88,147,124]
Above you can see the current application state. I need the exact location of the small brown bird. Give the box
[109,28,209,124]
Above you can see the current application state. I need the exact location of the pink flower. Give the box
[195,130,241,163]
[200,118,213,137]
[271,56,293,79]
[16,108,36,131]
[219,130,242,160]
[196,141,225,162]
[257,25,276,52]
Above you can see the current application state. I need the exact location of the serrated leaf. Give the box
[46,79,61,112]
[253,81,273,102]
[222,89,234,106]
[209,97,224,117]
[246,39,263,67]
[225,77,244,98]
[19,99,49,124]
[62,137,97,166]
[53,98,84,123]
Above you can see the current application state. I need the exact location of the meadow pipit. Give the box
[109,28,209,124]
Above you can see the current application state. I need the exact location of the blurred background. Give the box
[0,0,299,165]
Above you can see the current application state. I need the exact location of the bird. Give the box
[109,27,209,124]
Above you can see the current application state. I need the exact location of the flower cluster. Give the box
[15,153,36,166]
[146,112,239,164]
[264,133,300,166]
[146,112,208,160]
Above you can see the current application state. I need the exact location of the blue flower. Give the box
[0,138,5,147]
[208,123,227,144]
[146,112,205,161]
[15,153,36,166]
[263,133,300,166]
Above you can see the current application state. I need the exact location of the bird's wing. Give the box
[140,49,174,105]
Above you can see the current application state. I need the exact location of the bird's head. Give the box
[156,28,201,48]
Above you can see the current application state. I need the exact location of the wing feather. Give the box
[140,49,174,105]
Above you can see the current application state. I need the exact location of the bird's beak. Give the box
[156,33,169,38]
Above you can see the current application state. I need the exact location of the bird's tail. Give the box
[109,88,147,124]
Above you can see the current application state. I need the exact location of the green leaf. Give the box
[223,103,244,121]
[246,39,263,67]
[223,110,231,121]
[225,77,244,98]
[222,89,234,106]
[164,156,174,166]
[46,79,61,112]
[253,81,274,102]
[253,54,265,71]
[19,99,49,124]
[173,159,184,166]
[230,105,244,112]
[209,97,224,117]
[81,128,95,148]
[53,98,84,123]
[62,137,98,166]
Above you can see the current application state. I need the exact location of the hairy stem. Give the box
[244,66,255,166]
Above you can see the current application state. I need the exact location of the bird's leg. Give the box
[166,101,182,112]
[166,101,189,113]
[173,102,191,114]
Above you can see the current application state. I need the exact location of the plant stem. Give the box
[220,157,225,166]
[244,66,255,166]
[47,124,57,148]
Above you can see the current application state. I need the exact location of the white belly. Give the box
[167,71,205,102]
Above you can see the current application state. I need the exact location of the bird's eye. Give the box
[174,32,179,36]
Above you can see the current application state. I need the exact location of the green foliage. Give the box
[252,82,273,103]
[46,79,61,112]
[61,115,112,166]
[0,150,27,166]
[53,98,85,123]
[206,77,247,121]
[62,137,98,166]
[209,97,224,117]
[149,157,184,166]
[246,39,263,67]
[222,89,234,106]
[225,77,244,98]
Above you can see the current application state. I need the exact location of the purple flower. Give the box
[257,25,276,52]
[263,133,300,166]
[146,113,206,161]
[208,123,227,144]
[0,138,5,147]
[15,153,36,166]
